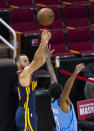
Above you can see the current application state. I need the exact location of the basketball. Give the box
[37,8,55,26]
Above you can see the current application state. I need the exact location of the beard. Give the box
[20,63,29,70]
[20,65,25,70]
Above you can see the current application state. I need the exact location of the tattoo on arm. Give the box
[46,58,58,84]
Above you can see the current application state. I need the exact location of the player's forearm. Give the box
[33,42,46,66]
[46,57,58,83]
[62,71,77,99]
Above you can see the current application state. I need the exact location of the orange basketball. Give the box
[37,8,55,26]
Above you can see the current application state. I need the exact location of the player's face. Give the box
[19,55,29,69]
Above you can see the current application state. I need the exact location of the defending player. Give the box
[46,45,85,131]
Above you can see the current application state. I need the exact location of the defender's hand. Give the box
[74,63,85,75]
[45,44,55,58]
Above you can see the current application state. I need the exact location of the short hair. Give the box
[15,54,26,63]
[48,82,63,100]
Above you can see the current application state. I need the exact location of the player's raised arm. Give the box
[59,63,85,106]
[46,45,57,84]
[20,30,51,87]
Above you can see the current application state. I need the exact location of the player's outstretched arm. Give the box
[46,45,58,84]
[28,30,51,72]
[20,30,51,87]
[60,63,85,106]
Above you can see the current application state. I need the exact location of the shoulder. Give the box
[17,70,22,78]
[51,98,59,106]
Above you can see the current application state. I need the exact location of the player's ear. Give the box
[16,61,20,68]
